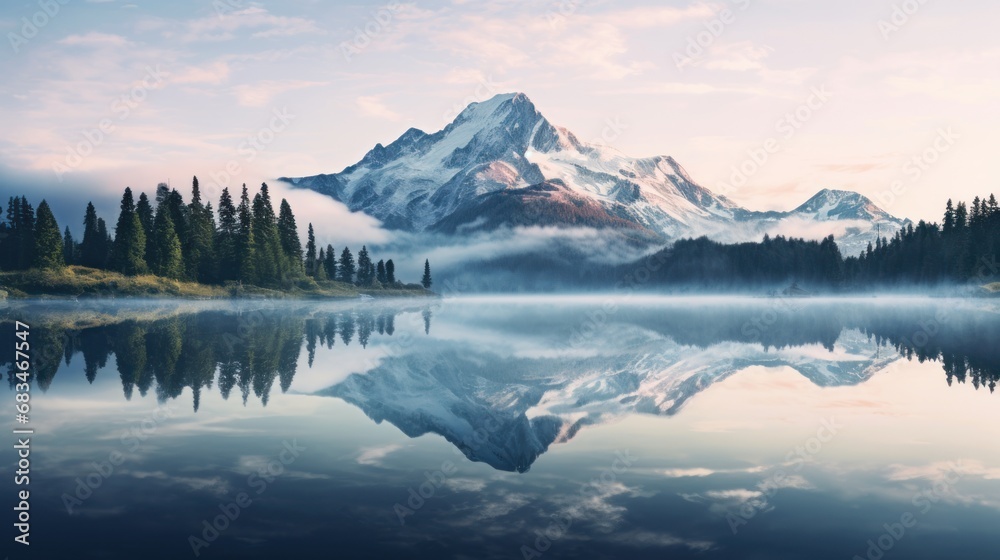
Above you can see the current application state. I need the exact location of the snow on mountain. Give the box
[321,324,898,473]
[282,93,907,255]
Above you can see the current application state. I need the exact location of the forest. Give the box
[0,178,434,293]
[631,194,1000,291]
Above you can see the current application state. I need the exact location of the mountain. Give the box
[320,318,898,473]
[282,93,907,256]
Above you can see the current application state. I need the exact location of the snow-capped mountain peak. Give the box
[282,93,908,254]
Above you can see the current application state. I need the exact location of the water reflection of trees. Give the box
[2,302,1000,410]
[1,306,425,410]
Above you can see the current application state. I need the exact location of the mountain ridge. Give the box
[282,93,908,256]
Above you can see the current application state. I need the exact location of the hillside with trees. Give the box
[0,178,433,298]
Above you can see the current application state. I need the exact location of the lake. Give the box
[3,296,999,559]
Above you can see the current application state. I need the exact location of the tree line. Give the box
[627,194,999,290]
[0,306,429,410]
[0,178,433,290]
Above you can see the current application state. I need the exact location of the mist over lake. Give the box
[4,296,999,559]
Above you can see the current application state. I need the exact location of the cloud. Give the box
[660,468,716,478]
[172,61,231,85]
[232,80,327,107]
[57,32,130,47]
[179,7,323,42]
[356,96,401,121]
[356,444,404,466]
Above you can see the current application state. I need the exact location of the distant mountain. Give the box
[283,93,908,256]
[319,304,904,472]
[322,324,897,473]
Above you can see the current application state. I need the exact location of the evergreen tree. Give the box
[16,196,35,270]
[136,192,154,264]
[385,259,396,285]
[277,199,303,277]
[422,259,432,289]
[325,244,336,280]
[80,202,104,268]
[33,200,64,270]
[955,202,968,230]
[186,177,215,282]
[376,259,387,285]
[96,218,111,269]
[338,247,355,284]
[251,183,284,285]
[215,187,239,281]
[166,188,189,266]
[315,247,327,280]
[236,184,256,283]
[943,199,955,233]
[63,226,76,265]
[149,199,184,279]
[304,223,317,277]
[356,245,373,285]
[111,187,147,275]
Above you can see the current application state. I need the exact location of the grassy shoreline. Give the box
[0,266,435,300]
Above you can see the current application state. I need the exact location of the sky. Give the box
[1,0,998,242]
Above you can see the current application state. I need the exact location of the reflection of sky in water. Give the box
[2,297,1000,559]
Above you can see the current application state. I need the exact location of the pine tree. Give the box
[955,202,968,230]
[16,196,35,270]
[111,187,147,275]
[251,183,284,285]
[325,244,336,280]
[315,247,327,280]
[136,192,154,264]
[356,245,372,285]
[33,200,64,270]
[943,199,955,233]
[385,259,396,285]
[185,176,215,282]
[150,199,184,279]
[80,202,104,268]
[236,185,256,284]
[339,247,355,284]
[422,259,432,289]
[376,259,387,285]
[304,223,317,277]
[96,218,111,269]
[63,226,76,265]
[216,187,239,281]
[277,199,303,277]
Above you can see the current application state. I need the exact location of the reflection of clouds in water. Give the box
[356,444,405,466]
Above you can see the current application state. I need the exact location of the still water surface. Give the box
[3,296,999,559]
